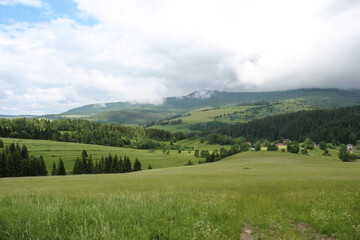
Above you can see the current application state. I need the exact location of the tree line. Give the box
[215,105,360,144]
[0,143,47,177]
[73,150,141,174]
[0,118,187,149]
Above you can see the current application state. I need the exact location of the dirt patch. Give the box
[240,223,257,240]
[295,222,336,240]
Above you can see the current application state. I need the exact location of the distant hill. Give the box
[48,88,360,125]
[215,105,360,144]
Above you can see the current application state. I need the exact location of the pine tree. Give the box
[118,156,124,173]
[0,140,4,148]
[51,162,57,175]
[81,149,88,160]
[111,155,119,173]
[87,155,94,174]
[148,164,152,170]
[123,155,132,172]
[105,154,113,173]
[133,158,141,171]
[73,158,81,174]
[57,159,66,175]
[0,151,6,177]
[21,145,29,159]
[39,155,48,176]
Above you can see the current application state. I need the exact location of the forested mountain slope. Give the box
[215,105,360,144]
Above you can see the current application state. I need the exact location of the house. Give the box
[283,139,291,144]
[277,143,284,146]
[347,144,354,151]
[246,142,252,146]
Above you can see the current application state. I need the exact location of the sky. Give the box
[1,0,360,115]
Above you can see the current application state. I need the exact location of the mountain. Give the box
[47,88,360,125]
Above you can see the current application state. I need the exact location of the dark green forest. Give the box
[0,143,47,177]
[73,150,141,175]
[0,118,186,148]
[1,104,360,148]
[216,105,360,144]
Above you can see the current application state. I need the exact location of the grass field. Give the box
[0,149,359,239]
[0,138,199,172]
[152,100,313,132]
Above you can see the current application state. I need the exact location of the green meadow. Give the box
[152,100,313,133]
[0,138,198,172]
[0,148,359,239]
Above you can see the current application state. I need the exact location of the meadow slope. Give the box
[0,138,198,172]
[0,150,359,239]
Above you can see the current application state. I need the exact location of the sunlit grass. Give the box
[0,138,198,172]
[0,150,359,239]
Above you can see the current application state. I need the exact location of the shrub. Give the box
[322,149,330,156]
[339,144,352,162]
[287,142,300,153]
[267,142,278,151]
[301,148,308,154]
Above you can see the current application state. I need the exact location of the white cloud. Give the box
[1,0,360,114]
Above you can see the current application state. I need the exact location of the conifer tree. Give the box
[133,158,141,171]
[0,140,4,148]
[118,156,124,173]
[0,151,6,177]
[105,154,113,173]
[73,158,81,174]
[123,155,132,172]
[87,155,94,174]
[21,145,29,159]
[111,155,119,173]
[39,155,48,176]
[148,164,152,169]
[57,158,66,175]
[81,150,88,160]
[51,162,57,176]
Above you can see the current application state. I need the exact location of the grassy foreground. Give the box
[0,150,359,239]
[0,138,198,172]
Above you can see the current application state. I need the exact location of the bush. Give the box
[135,139,162,150]
[255,142,261,151]
[303,138,314,150]
[319,141,327,150]
[287,142,300,153]
[322,149,330,156]
[339,144,352,162]
[301,148,308,154]
[267,142,278,151]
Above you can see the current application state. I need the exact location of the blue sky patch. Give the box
[0,0,98,26]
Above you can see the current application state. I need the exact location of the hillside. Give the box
[1,150,359,239]
[43,88,360,125]
[0,138,199,172]
[216,105,360,144]
[150,99,313,133]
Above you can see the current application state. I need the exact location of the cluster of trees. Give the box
[194,143,251,163]
[216,105,360,144]
[0,118,187,149]
[287,142,300,153]
[51,159,67,175]
[338,144,358,162]
[73,150,141,174]
[0,143,47,177]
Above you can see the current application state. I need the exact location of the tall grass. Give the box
[0,150,359,239]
